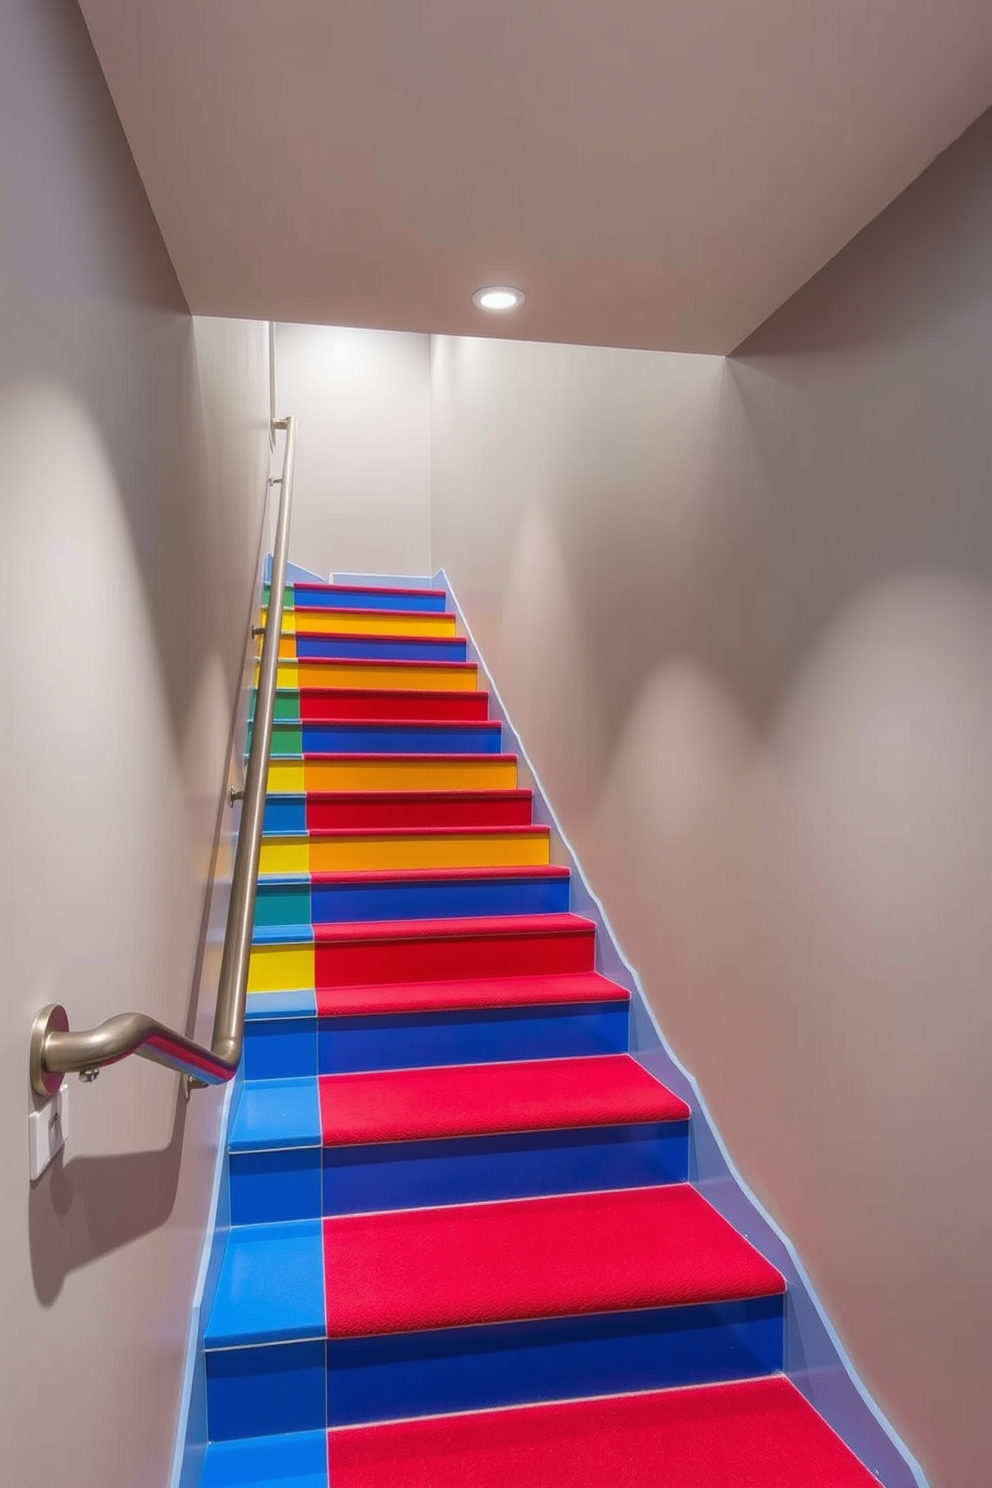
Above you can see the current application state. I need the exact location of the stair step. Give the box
[228,1058,690,1222]
[269,606,457,639]
[265,581,447,612]
[202,1188,784,1435]
[249,912,598,990]
[315,970,627,1016]
[327,1377,880,1488]
[258,825,551,875]
[254,866,571,931]
[265,752,516,794]
[288,633,468,663]
[242,970,628,1081]
[318,1054,689,1145]
[263,718,502,757]
[293,687,490,721]
[261,687,490,723]
[264,788,534,835]
[265,657,480,693]
[325,1184,783,1338]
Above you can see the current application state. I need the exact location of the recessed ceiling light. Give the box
[473,286,525,311]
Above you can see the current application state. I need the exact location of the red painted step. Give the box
[322,1184,784,1338]
[328,1376,879,1488]
[306,789,534,831]
[319,1054,689,1145]
[299,688,490,722]
[314,913,596,988]
[316,970,628,1018]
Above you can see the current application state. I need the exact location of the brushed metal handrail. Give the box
[29,415,298,1098]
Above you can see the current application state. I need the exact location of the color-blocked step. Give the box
[286,633,468,664]
[264,581,447,613]
[265,606,458,639]
[327,1376,881,1488]
[266,753,516,794]
[258,825,552,875]
[227,1056,689,1222]
[242,970,627,1080]
[320,1184,785,1425]
[202,1189,785,1439]
[263,656,480,693]
[248,914,598,994]
[264,788,535,835]
[285,687,490,722]
[253,866,571,930]
[261,719,502,757]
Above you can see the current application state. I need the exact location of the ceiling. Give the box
[78,0,992,354]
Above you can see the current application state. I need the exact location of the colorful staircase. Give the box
[197,579,878,1487]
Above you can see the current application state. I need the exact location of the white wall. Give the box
[430,106,992,1488]
[0,2,271,1484]
[273,322,431,578]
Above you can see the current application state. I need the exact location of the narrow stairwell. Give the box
[197,578,878,1487]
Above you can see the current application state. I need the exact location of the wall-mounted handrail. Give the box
[29,416,298,1098]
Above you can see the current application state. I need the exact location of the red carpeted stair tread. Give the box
[327,1376,879,1488]
[299,688,489,721]
[319,1054,689,1145]
[304,789,534,830]
[312,912,594,945]
[316,970,628,1017]
[314,913,596,985]
[299,824,549,843]
[322,1184,784,1337]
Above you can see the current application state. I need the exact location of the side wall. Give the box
[0,2,271,1484]
[273,322,432,579]
[431,107,992,1488]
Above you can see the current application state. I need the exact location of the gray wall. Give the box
[431,107,992,1488]
[274,322,432,579]
[0,2,270,1484]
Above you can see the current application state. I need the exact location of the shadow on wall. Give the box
[25,740,238,1309]
[29,1093,189,1307]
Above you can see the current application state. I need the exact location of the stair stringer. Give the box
[437,566,929,1488]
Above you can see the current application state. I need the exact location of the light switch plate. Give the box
[29,1083,69,1181]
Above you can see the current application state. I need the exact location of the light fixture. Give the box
[473,286,525,311]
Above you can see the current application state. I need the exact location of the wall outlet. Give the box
[28,1083,69,1181]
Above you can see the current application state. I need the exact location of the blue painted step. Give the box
[294,583,446,612]
[298,719,502,754]
[295,633,467,662]
[253,867,571,930]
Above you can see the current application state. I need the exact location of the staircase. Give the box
[196,578,877,1487]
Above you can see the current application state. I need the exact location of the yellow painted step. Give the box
[261,659,479,692]
[266,756,517,794]
[261,607,457,638]
[259,828,551,875]
[248,942,315,994]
